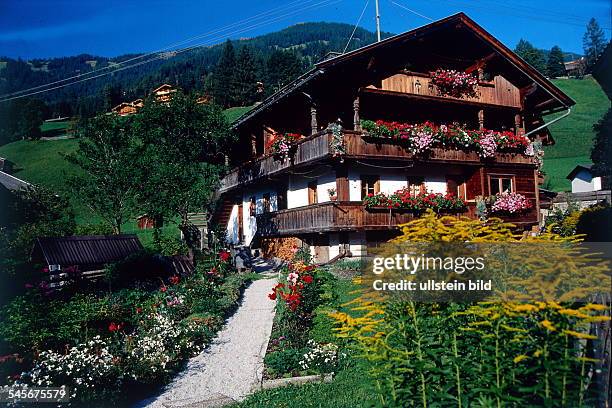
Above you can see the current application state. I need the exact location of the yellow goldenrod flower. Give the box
[579,303,607,311]
[540,319,556,331]
[534,350,542,357]
[562,330,597,340]
[513,355,529,363]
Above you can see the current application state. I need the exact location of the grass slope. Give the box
[543,78,609,191]
[40,120,70,138]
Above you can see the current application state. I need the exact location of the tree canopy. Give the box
[546,45,566,78]
[514,39,546,75]
[583,18,607,69]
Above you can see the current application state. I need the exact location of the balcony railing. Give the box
[220,130,535,193]
[364,71,522,109]
[255,201,538,237]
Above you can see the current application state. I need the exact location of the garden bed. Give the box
[0,250,257,406]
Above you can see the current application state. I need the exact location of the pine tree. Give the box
[591,108,612,188]
[583,18,607,69]
[514,39,546,75]
[212,40,236,108]
[546,46,566,78]
[233,46,259,106]
[266,50,303,94]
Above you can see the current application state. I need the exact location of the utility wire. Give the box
[0,0,342,102]
[0,0,321,100]
[342,0,370,53]
[388,0,434,21]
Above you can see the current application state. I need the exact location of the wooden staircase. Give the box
[211,193,237,230]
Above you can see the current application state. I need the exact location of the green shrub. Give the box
[264,348,307,376]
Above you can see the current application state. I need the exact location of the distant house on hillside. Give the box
[151,84,177,102]
[567,164,602,193]
[564,58,586,77]
[0,171,30,192]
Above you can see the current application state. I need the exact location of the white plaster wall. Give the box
[424,175,447,194]
[316,171,337,203]
[226,204,240,245]
[571,170,602,193]
[348,164,450,200]
[242,189,278,246]
[288,176,309,208]
[329,233,340,259]
[349,231,367,257]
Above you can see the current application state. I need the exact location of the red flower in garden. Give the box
[136,307,142,314]
[208,267,218,276]
[302,275,313,284]
[268,291,277,300]
[218,250,231,262]
[160,286,167,293]
[108,322,122,332]
[169,275,180,285]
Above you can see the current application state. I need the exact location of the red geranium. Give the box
[108,322,122,332]
[219,250,231,262]
[302,275,313,284]
[169,275,180,285]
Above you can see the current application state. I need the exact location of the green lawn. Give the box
[224,106,254,123]
[40,120,71,138]
[543,78,609,191]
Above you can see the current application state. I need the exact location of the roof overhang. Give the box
[232,12,574,130]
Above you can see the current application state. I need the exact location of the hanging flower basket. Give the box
[268,133,301,162]
[430,69,479,98]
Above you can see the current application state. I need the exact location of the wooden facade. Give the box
[216,13,574,260]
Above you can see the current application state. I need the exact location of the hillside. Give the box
[543,77,608,191]
[0,23,390,118]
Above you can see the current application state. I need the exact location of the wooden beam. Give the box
[465,52,496,74]
[478,109,484,130]
[310,106,318,136]
[353,96,361,131]
[336,164,350,201]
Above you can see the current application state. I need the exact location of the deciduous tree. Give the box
[67,114,138,234]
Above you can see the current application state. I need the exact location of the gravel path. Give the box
[136,265,278,408]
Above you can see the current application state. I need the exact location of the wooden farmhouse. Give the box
[212,13,575,263]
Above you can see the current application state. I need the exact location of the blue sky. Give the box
[0,0,609,59]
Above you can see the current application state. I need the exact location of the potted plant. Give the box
[327,188,337,202]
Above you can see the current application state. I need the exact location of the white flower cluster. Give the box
[24,336,117,399]
[299,340,339,374]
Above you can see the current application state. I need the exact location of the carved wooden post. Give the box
[514,114,523,135]
[310,106,318,136]
[353,96,361,131]
[478,109,484,130]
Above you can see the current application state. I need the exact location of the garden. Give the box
[240,211,610,408]
[0,249,256,406]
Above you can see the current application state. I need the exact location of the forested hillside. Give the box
[0,23,389,120]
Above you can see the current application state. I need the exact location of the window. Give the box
[407,176,425,197]
[446,176,467,200]
[276,189,287,210]
[361,176,380,199]
[308,181,318,204]
[489,175,513,195]
[262,193,271,213]
[249,196,256,216]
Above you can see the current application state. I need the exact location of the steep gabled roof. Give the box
[234,12,574,129]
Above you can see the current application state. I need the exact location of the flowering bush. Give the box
[363,189,466,212]
[299,340,339,375]
[328,122,346,159]
[361,119,529,159]
[267,133,301,161]
[22,336,120,401]
[430,68,478,98]
[490,192,532,214]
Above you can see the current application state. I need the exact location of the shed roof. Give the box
[566,163,594,180]
[33,235,143,266]
[0,171,30,192]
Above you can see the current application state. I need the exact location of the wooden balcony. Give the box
[220,130,535,193]
[256,201,538,237]
[364,71,522,110]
